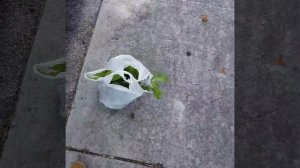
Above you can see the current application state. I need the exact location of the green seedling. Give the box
[149,73,168,99]
[123,66,168,99]
[110,74,129,88]
[124,66,139,80]
[87,70,113,80]
[139,82,151,91]
[86,65,168,99]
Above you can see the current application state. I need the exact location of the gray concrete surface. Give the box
[0,0,46,157]
[0,0,65,167]
[235,1,300,167]
[66,0,234,167]
[66,0,103,114]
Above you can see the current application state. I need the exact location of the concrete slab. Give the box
[66,0,103,113]
[235,1,300,167]
[0,0,46,157]
[66,0,234,167]
[236,107,300,168]
[0,0,65,167]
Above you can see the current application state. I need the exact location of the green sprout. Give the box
[149,73,168,99]
[109,74,130,88]
[124,66,139,80]
[121,66,168,99]
[86,70,113,80]
[139,82,151,91]
[86,65,168,99]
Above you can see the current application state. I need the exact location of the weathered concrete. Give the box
[0,0,46,157]
[0,0,65,167]
[66,0,234,167]
[66,0,103,114]
[235,0,300,167]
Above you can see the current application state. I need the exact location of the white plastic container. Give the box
[84,55,153,109]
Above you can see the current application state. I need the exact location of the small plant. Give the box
[84,55,168,109]
[86,65,168,100]
[123,66,168,99]
[148,73,168,99]
[87,70,112,80]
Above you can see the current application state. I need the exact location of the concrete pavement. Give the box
[66,0,234,167]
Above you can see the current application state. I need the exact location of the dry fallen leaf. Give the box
[275,55,284,65]
[71,161,86,168]
[220,68,226,74]
[201,15,208,22]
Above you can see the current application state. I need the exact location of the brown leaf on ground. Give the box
[200,15,208,23]
[71,161,86,168]
[220,68,226,74]
[275,55,284,65]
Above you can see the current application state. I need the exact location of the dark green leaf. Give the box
[124,66,139,80]
[50,63,66,72]
[87,70,112,80]
[110,73,122,82]
[139,82,151,91]
[110,74,129,88]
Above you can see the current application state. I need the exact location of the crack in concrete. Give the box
[236,107,285,126]
[236,110,276,127]
[66,146,164,168]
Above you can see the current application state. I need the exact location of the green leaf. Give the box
[50,63,66,72]
[151,73,168,84]
[139,82,151,91]
[110,73,122,82]
[87,70,112,80]
[150,81,162,99]
[152,87,162,99]
[135,73,168,99]
[150,73,168,100]
[110,74,129,88]
[124,66,139,80]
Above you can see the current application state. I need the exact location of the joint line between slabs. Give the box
[66,146,164,168]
